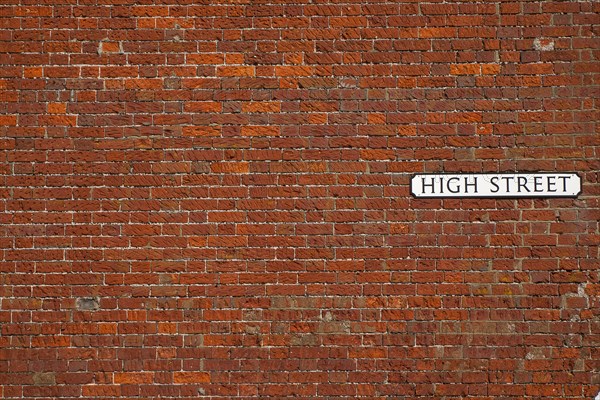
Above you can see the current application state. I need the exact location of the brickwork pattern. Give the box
[1,1,599,399]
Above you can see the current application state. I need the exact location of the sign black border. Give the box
[410,172,582,199]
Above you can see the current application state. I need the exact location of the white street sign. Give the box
[411,173,581,198]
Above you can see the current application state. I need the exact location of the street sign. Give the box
[410,173,581,198]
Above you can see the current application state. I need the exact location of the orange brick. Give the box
[114,372,153,384]
[481,63,501,75]
[450,64,481,75]
[173,372,210,384]
[225,53,244,64]
[24,67,43,78]
[0,115,17,126]
[210,162,250,174]
[217,66,254,77]
[241,126,279,137]
[522,76,542,86]
[398,126,416,136]
[307,113,327,124]
[285,53,303,65]
[47,103,67,114]
[136,18,155,28]
[97,323,117,334]
[367,113,386,124]
[101,42,120,53]
[241,102,281,113]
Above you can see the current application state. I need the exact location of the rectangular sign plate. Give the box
[411,173,581,198]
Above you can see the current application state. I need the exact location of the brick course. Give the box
[1,1,599,399]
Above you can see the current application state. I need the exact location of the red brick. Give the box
[360,149,395,160]
[1,3,596,399]
[419,27,456,38]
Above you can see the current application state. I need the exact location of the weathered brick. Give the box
[113,372,153,384]
[1,2,597,399]
[173,372,211,384]
[210,162,250,174]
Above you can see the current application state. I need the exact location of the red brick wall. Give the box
[1,1,599,399]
